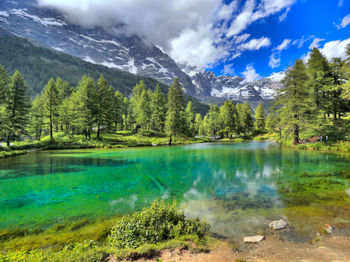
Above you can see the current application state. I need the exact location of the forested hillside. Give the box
[0,28,208,114]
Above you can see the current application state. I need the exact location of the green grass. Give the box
[7,131,214,152]
[0,201,215,262]
[293,141,350,155]
[0,150,27,159]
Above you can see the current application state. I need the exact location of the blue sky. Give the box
[209,0,350,79]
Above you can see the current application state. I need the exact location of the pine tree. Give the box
[0,66,10,140]
[5,71,31,146]
[199,115,209,137]
[28,95,45,141]
[194,113,202,137]
[0,65,10,103]
[185,101,195,137]
[138,89,152,130]
[307,48,331,114]
[165,78,185,144]
[112,91,124,131]
[278,59,310,144]
[219,101,237,138]
[70,75,96,138]
[43,78,60,140]
[254,103,266,131]
[131,80,149,131]
[237,102,254,136]
[208,104,220,137]
[58,97,72,133]
[151,84,166,132]
[327,58,347,121]
[95,75,114,138]
[56,77,72,102]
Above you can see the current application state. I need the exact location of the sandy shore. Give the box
[118,235,350,262]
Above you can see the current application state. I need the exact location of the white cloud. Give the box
[241,64,261,82]
[227,0,296,37]
[170,26,229,68]
[268,71,285,82]
[275,39,291,51]
[337,14,350,29]
[338,0,344,7]
[319,38,350,60]
[269,38,291,68]
[278,7,290,22]
[269,53,280,68]
[238,37,271,51]
[217,0,238,21]
[37,0,225,68]
[302,38,350,62]
[234,33,251,44]
[222,63,235,75]
[37,0,296,69]
[309,38,325,49]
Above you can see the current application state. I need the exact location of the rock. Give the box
[243,235,265,243]
[269,219,288,230]
[323,224,333,234]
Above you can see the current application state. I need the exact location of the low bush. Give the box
[108,200,210,249]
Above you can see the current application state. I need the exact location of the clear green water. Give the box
[1,142,350,240]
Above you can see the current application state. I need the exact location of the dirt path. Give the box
[122,236,350,262]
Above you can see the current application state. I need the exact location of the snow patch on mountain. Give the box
[0,11,9,17]
[10,9,66,26]
[192,70,283,101]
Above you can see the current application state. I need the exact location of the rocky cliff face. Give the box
[188,69,283,102]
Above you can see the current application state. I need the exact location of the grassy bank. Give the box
[0,150,27,159]
[0,200,214,262]
[252,132,350,155]
[7,131,214,152]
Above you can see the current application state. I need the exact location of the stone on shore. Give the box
[243,235,265,243]
[323,224,333,234]
[269,219,288,230]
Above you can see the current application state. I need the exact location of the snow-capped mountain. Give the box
[189,70,283,102]
[0,0,196,95]
[0,0,283,103]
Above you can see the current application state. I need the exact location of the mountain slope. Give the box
[183,69,283,105]
[0,0,196,95]
[0,28,209,114]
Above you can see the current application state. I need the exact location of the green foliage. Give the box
[254,102,266,131]
[3,71,31,146]
[151,84,167,132]
[165,78,186,139]
[108,200,210,249]
[42,78,60,139]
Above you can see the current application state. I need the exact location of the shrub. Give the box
[108,200,210,249]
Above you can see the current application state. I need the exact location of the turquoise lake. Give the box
[1,142,350,240]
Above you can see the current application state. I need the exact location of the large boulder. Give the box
[269,219,288,230]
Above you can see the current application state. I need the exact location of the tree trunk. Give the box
[293,124,299,144]
[6,135,10,147]
[168,134,172,145]
[279,127,282,140]
[50,114,53,140]
[97,125,100,139]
